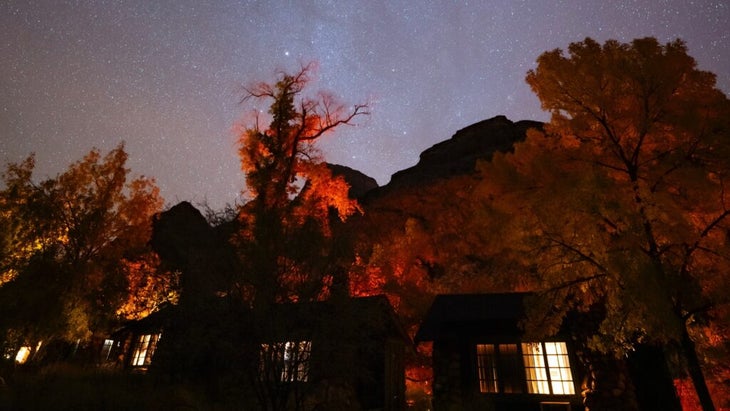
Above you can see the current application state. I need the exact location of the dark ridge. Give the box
[375,116,542,195]
[327,163,379,200]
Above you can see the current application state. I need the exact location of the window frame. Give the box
[476,343,524,394]
[101,339,115,362]
[131,333,162,367]
[522,341,575,395]
[259,340,312,383]
[14,346,32,364]
[475,340,576,396]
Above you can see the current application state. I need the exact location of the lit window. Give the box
[522,342,575,395]
[131,333,161,367]
[101,339,115,362]
[260,341,312,382]
[14,346,32,364]
[477,344,524,393]
[14,341,42,364]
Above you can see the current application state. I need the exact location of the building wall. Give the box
[432,337,584,411]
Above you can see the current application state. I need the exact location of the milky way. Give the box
[1,0,728,209]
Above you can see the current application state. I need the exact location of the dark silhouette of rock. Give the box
[151,201,236,305]
[372,115,542,197]
[347,115,545,301]
[327,163,379,200]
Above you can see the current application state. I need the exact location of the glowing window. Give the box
[522,342,575,395]
[101,339,114,362]
[14,346,32,364]
[14,341,42,364]
[131,333,161,367]
[260,341,311,382]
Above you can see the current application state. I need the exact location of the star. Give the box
[1,1,727,209]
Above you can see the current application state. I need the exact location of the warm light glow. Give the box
[14,346,32,364]
[14,341,42,364]
[101,339,115,362]
[131,333,161,367]
[522,342,574,395]
[523,342,550,394]
[544,342,574,395]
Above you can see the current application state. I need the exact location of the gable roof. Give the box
[415,293,531,342]
[115,295,410,345]
[259,295,411,344]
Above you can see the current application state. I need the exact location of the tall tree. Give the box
[236,64,368,305]
[235,64,368,411]
[474,38,729,410]
[0,144,165,349]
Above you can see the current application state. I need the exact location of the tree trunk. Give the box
[681,325,716,411]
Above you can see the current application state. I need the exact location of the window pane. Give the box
[522,342,550,394]
[15,346,31,364]
[101,339,114,362]
[544,342,575,395]
[260,341,311,382]
[539,380,551,394]
[498,344,523,394]
[131,333,161,367]
[131,335,150,366]
[476,344,498,393]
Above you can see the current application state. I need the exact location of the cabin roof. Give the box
[415,292,531,342]
[115,295,410,345]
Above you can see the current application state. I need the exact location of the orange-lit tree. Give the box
[236,64,367,305]
[0,144,165,355]
[474,38,729,410]
[235,64,368,410]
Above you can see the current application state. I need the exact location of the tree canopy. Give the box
[472,37,729,410]
[0,144,166,346]
[235,63,368,305]
[233,64,369,411]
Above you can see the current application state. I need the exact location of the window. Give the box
[477,344,498,392]
[477,344,523,393]
[13,341,42,364]
[476,341,575,395]
[260,341,312,382]
[14,346,32,364]
[131,333,161,367]
[522,342,575,395]
[101,339,115,362]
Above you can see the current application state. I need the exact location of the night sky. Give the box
[2,1,728,209]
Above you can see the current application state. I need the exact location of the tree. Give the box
[236,63,368,305]
[474,38,729,410]
[0,144,165,351]
[234,64,368,410]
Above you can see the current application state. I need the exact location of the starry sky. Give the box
[2,1,728,209]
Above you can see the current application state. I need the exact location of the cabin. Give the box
[415,293,684,411]
[102,305,172,371]
[106,295,409,410]
[415,293,584,411]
